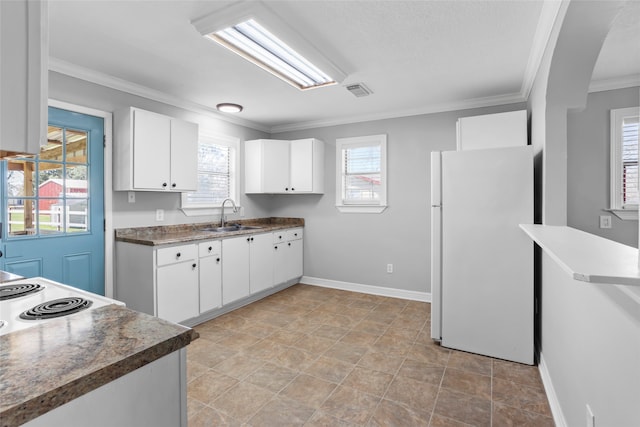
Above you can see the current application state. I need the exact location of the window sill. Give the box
[180,206,241,217]
[607,208,638,221]
[336,205,387,214]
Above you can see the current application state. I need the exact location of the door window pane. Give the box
[6,159,37,197]
[66,165,89,198]
[3,126,91,238]
[7,198,36,236]
[64,129,88,163]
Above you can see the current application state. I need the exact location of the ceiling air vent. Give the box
[346,83,372,97]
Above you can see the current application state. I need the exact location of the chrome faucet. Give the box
[220,198,238,228]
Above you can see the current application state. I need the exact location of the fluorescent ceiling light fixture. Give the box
[216,103,243,113]
[205,19,336,90]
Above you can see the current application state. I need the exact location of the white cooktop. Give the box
[0,277,124,336]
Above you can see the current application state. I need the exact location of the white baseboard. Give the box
[300,276,431,302]
[538,353,567,427]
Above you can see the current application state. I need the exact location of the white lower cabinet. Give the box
[156,245,199,324]
[115,228,302,325]
[222,233,274,305]
[221,236,250,305]
[250,233,275,294]
[274,228,303,286]
[198,241,222,313]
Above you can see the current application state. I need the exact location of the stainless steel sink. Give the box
[201,225,262,233]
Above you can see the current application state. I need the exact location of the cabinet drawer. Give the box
[286,228,303,241]
[273,231,287,243]
[156,244,197,266]
[198,241,221,257]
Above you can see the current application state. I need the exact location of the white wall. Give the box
[50,69,527,297]
[567,87,639,247]
[540,252,640,427]
[527,1,637,425]
[271,104,526,295]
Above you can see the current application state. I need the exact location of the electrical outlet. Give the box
[387,264,393,274]
[586,404,595,427]
[127,192,135,203]
[240,206,245,217]
[155,209,164,221]
[599,215,612,229]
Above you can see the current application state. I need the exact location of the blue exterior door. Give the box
[0,107,105,295]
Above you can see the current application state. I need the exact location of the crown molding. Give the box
[269,92,526,133]
[520,0,566,100]
[48,57,270,133]
[588,75,640,93]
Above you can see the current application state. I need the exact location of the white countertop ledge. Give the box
[519,224,640,287]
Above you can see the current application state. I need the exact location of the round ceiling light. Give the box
[216,103,243,113]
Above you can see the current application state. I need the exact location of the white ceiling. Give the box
[48,0,640,133]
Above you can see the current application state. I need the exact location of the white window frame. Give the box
[335,134,387,214]
[609,106,639,220]
[180,131,240,217]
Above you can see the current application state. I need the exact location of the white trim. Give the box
[610,106,640,212]
[335,134,387,213]
[335,205,387,214]
[271,92,526,133]
[589,76,640,93]
[607,208,638,221]
[49,57,527,134]
[49,57,270,133]
[538,353,568,427]
[520,0,564,100]
[48,99,114,299]
[51,56,532,135]
[300,276,430,302]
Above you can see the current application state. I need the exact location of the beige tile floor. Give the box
[187,284,554,426]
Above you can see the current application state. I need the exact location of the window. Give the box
[181,132,239,216]
[336,134,387,213]
[610,107,639,220]
[3,126,90,237]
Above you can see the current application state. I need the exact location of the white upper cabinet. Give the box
[0,0,48,157]
[245,138,324,194]
[114,107,198,192]
[456,110,527,151]
[290,138,324,193]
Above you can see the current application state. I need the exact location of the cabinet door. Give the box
[133,109,171,190]
[0,0,48,156]
[273,243,287,286]
[249,233,274,294]
[263,140,290,193]
[290,139,313,192]
[287,239,304,281]
[199,253,222,313]
[222,236,250,305]
[157,261,199,323]
[170,119,198,191]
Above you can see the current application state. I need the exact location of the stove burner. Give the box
[20,297,93,320]
[0,283,44,301]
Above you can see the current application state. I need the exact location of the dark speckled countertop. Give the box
[0,305,197,427]
[115,217,304,246]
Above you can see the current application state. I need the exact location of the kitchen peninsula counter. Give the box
[115,217,304,246]
[520,224,640,290]
[0,305,197,427]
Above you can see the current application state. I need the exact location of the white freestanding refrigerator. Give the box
[430,146,534,365]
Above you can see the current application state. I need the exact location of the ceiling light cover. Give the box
[207,19,336,90]
[217,103,243,113]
